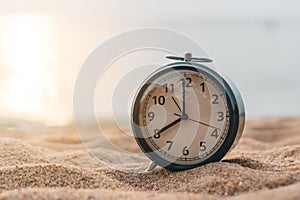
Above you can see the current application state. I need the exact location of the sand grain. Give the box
[0,118,299,199]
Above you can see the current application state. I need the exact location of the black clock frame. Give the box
[132,62,244,171]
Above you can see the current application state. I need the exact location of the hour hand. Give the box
[157,117,181,135]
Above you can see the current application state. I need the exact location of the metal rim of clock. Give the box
[131,61,245,171]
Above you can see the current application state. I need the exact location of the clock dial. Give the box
[132,65,232,168]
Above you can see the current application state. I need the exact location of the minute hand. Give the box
[157,117,181,135]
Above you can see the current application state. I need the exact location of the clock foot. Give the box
[145,161,157,172]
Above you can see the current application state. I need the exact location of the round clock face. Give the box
[132,64,238,170]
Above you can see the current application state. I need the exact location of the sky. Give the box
[1,0,300,19]
[0,0,299,126]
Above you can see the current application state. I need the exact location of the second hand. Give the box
[181,78,186,114]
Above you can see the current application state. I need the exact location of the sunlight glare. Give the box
[1,15,64,125]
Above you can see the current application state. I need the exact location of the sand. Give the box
[0,118,300,199]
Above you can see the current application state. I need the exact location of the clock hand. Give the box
[172,96,182,112]
[188,118,221,130]
[157,117,181,135]
[174,113,220,130]
[181,78,186,115]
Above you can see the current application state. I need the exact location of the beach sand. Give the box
[0,118,300,199]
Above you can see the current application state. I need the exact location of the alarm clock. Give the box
[131,53,245,171]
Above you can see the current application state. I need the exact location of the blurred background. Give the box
[0,0,299,127]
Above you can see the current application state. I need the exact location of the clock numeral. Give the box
[153,129,160,139]
[182,146,189,156]
[200,141,206,151]
[186,77,192,87]
[148,112,155,121]
[217,111,224,121]
[211,128,219,138]
[166,141,173,150]
[200,82,205,92]
[153,96,165,105]
[179,78,192,87]
[212,94,219,104]
[165,83,174,93]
